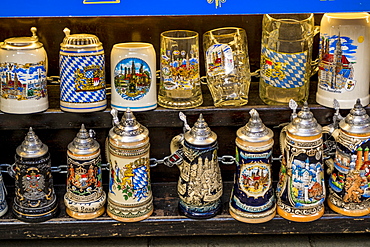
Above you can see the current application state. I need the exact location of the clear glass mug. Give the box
[203,27,251,107]
[158,30,203,109]
[259,14,319,105]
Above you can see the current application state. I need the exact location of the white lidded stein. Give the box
[0,27,48,114]
[59,28,106,112]
[12,128,58,223]
[106,108,153,222]
[277,100,325,222]
[64,124,106,219]
[326,99,370,216]
[229,109,276,223]
[168,112,223,219]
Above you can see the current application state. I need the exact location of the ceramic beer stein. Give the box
[12,128,58,223]
[326,99,370,216]
[0,27,48,114]
[106,108,153,222]
[317,13,370,109]
[59,28,106,112]
[0,173,8,217]
[229,109,276,223]
[276,100,325,222]
[111,42,157,111]
[168,112,223,219]
[64,124,106,219]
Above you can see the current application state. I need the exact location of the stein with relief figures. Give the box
[229,109,276,223]
[277,100,325,222]
[60,28,106,112]
[12,128,58,222]
[316,13,370,109]
[203,27,251,107]
[0,27,48,114]
[259,14,318,105]
[168,112,223,218]
[158,30,202,109]
[326,99,370,216]
[106,108,153,222]
[64,124,106,219]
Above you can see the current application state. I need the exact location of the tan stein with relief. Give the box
[64,124,106,219]
[326,99,370,216]
[106,108,153,222]
[277,100,326,222]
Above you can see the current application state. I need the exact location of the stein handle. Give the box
[279,126,287,161]
[309,25,321,77]
[105,137,112,169]
[170,134,184,154]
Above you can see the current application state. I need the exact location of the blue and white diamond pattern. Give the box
[262,47,308,89]
[133,165,149,201]
[60,54,106,103]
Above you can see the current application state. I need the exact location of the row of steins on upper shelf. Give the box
[0,12,369,114]
[0,98,368,223]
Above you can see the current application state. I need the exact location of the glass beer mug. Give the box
[158,30,203,109]
[203,27,251,107]
[259,14,318,105]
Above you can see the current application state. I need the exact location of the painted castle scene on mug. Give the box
[161,47,199,91]
[318,34,356,93]
[0,62,47,101]
[114,58,152,101]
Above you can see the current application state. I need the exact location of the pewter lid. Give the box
[237,109,273,143]
[108,108,149,145]
[16,127,48,158]
[1,27,43,50]
[68,124,100,155]
[182,113,217,146]
[287,100,322,137]
[60,28,102,48]
[339,99,370,134]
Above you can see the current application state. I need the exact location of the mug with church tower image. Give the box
[318,33,357,93]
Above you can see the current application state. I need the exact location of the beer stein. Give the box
[106,108,153,222]
[326,99,370,216]
[64,124,106,219]
[12,128,58,222]
[229,109,276,223]
[0,27,48,114]
[259,14,318,105]
[168,112,223,219]
[59,28,106,112]
[277,100,325,222]
[317,13,370,109]
[0,173,8,217]
[158,30,203,109]
[111,42,157,111]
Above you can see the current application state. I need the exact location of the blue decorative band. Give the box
[60,104,107,110]
[111,103,157,110]
[60,49,104,54]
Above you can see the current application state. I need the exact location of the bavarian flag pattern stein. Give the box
[59,28,106,112]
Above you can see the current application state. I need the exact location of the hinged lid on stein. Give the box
[68,124,100,155]
[109,108,149,148]
[237,109,273,143]
[1,27,43,50]
[339,99,370,134]
[184,114,217,146]
[60,28,102,49]
[287,100,322,137]
[16,127,48,158]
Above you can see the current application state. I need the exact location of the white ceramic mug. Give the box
[111,42,157,111]
[317,13,370,109]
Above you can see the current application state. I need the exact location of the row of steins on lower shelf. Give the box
[1,13,370,114]
[0,99,368,223]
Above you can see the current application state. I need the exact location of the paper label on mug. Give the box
[0,61,48,101]
[114,57,152,101]
[261,47,307,89]
[318,34,357,93]
[205,44,234,76]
